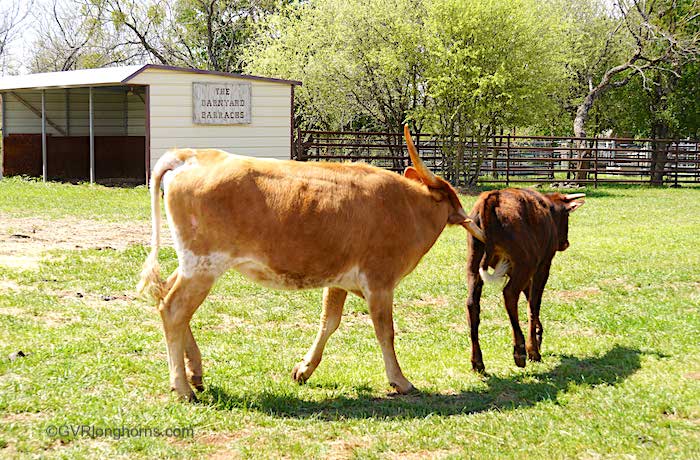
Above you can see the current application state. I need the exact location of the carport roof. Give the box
[0,64,301,91]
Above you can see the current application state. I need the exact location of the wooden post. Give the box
[41,90,47,182]
[0,92,4,180]
[674,141,680,187]
[296,127,303,161]
[505,133,510,187]
[594,138,598,188]
[89,87,95,184]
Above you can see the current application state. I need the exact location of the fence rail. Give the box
[294,129,700,187]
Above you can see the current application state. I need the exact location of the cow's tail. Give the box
[136,151,181,304]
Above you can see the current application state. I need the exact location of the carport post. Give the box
[41,90,47,182]
[89,87,95,184]
[1,92,4,179]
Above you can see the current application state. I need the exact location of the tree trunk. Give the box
[650,122,671,186]
[573,92,596,180]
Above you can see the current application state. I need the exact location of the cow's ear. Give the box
[403,166,423,183]
[566,200,585,213]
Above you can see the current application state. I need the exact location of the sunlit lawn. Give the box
[1,178,698,458]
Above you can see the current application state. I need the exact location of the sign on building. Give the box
[193,82,251,124]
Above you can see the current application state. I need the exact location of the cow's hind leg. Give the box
[292,287,348,383]
[159,272,214,401]
[367,288,415,394]
[503,269,529,368]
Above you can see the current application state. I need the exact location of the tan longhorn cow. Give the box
[138,125,474,401]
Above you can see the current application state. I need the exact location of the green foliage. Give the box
[245,0,427,131]
[420,0,564,136]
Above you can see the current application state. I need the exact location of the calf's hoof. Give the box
[190,375,205,392]
[472,361,486,374]
[527,349,542,362]
[291,361,312,384]
[514,346,527,368]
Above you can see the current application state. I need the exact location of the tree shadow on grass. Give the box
[202,345,641,420]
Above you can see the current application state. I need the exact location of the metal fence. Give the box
[294,129,700,187]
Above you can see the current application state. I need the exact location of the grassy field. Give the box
[1,178,699,459]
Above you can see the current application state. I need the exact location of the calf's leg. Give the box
[466,239,486,372]
[367,289,414,394]
[526,262,551,361]
[292,287,348,383]
[159,272,214,401]
[503,270,529,368]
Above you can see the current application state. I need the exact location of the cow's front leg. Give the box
[293,287,347,383]
[367,288,415,394]
[184,325,204,391]
[159,273,214,401]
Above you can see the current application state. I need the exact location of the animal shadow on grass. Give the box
[202,345,641,420]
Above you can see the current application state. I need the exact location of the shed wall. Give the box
[1,87,145,136]
[128,69,292,165]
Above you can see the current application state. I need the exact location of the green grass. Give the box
[1,178,699,458]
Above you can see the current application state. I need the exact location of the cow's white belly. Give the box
[178,248,364,292]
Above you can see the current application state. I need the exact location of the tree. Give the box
[30,0,145,72]
[0,1,33,74]
[418,0,566,184]
[245,0,428,133]
[566,0,699,179]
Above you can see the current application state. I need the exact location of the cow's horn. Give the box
[564,193,586,200]
[404,125,439,187]
[461,218,486,243]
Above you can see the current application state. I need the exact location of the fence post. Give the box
[295,127,302,160]
[674,141,680,187]
[506,134,511,187]
[593,138,598,188]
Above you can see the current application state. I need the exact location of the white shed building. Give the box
[0,64,300,183]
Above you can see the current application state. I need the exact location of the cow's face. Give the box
[547,193,585,251]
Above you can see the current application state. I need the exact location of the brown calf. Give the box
[137,126,472,400]
[461,188,585,372]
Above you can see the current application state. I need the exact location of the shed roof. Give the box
[0,64,301,91]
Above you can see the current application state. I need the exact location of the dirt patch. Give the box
[195,430,250,460]
[0,213,171,270]
[557,287,602,301]
[1,412,47,424]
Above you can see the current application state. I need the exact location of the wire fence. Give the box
[294,129,700,187]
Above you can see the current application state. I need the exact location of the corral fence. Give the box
[293,129,700,187]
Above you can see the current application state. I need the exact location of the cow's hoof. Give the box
[171,386,197,402]
[390,381,416,395]
[472,361,486,374]
[291,362,311,384]
[190,375,205,392]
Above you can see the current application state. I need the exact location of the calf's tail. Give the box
[479,258,510,284]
